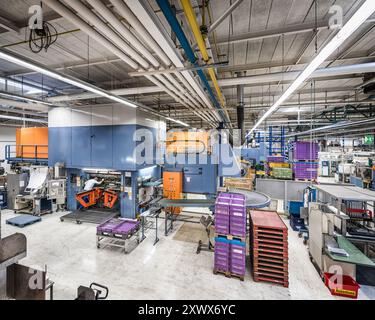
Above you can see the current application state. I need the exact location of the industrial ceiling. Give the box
[0,0,374,138]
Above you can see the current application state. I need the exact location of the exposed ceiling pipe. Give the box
[48,86,164,102]
[155,0,228,125]
[218,62,375,87]
[85,0,217,125]
[47,61,374,103]
[70,0,216,126]
[0,98,50,112]
[0,114,48,124]
[124,0,221,123]
[0,105,48,117]
[0,90,55,106]
[87,0,160,68]
[285,118,375,138]
[109,0,171,67]
[63,0,150,69]
[44,0,214,126]
[180,0,227,114]
[208,0,244,34]
[42,0,139,69]
[236,73,245,144]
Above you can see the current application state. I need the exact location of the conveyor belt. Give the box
[228,188,271,209]
[159,199,215,208]
[60,208,119,224]
[159,190,271,209]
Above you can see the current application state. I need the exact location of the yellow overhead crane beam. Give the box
[180,0,230,121]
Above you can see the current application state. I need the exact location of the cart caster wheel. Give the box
[76,220,82,225]
[60,218,64,222]
[303,239,307,245]
[97,245,100,249]
[298,232,302,238]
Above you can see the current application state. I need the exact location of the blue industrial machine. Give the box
[48,105,164,219]
[164,132,241,196]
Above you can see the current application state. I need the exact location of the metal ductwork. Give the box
[236,74,245,144]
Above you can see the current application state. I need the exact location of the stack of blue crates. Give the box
[288,201,306,231]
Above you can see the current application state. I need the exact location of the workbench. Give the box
[315,184,375,235]
[325,235,375,267]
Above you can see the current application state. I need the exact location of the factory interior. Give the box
[0,0,375,302]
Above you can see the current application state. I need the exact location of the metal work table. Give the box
[326,235,375,267]
[315,184,375,235]
[139,208,161,245]
[160,190,271,236]
[159,198,215,208]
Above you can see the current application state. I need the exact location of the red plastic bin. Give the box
[323,273,360,299]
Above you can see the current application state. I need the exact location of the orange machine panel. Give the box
[166,131,210,154]
[163,171,183,214]
[16,127,48,159]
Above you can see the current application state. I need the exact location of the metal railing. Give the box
[5,145,48,163]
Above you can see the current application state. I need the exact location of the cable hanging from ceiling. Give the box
[28,2,58,53]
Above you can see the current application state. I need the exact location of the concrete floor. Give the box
[1,209,375,300]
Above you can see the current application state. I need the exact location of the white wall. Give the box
[0,126,16,173]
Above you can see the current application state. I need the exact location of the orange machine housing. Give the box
[166,131,210,154]
[163,171,183,214]
[16,127,48,159]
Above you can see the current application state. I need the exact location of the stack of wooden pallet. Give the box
[250,210,289,288]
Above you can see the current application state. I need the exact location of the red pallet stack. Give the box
[250,210,289,288]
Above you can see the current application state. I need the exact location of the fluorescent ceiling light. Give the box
[0,77,44,94]
[0,114,47,124]
[0,49,138,109]
[0,91,54,106]
[246,0,375,139]
[165,117,189,127]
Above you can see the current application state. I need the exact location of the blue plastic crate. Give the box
[288,201,304,216]
[290,215,306,232]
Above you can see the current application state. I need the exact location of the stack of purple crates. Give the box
[214,192,246,279]
[292,141,319,181]
[267,155,285,163]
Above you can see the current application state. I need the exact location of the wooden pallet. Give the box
[253,274,289,288]
[252,251,289,261]
[253,241,288,250]
[213,268,245,281]
[214,233,246,243]
[253,265,288,275]
[253,261,288,271]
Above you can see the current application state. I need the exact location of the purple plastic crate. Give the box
[112,220,140,235]
[215,197,231,210]
[267,155,285,163]
[231,193,246,201]
[230,199,246,206]
[293,162,318,180]
[230,226,246,237]
[215,207,230,215]
[97,218,124,233]
[214,238,230,272]
[292,141,319,160]
[215,215,230,234]
[230,242,246,276]
[217,192,232,199]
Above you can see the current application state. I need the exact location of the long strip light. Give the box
[0,114,47,124]
[0,90,54,106]
[0,48,138,109]
[0,49,190,127]
[166,117,189,127]
[0,77,45,94]
[246,0,375,139]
